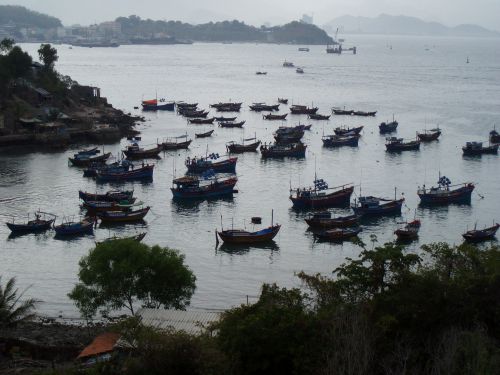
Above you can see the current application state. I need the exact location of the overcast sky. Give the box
[1,0,499,31]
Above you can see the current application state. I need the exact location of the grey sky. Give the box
[1,0,499,31]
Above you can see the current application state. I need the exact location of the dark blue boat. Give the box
[142,102,175,111]
[322,135,359,147]
[96,164,154,182]
[6,211,56,234]
[185,154,237,174]
[417,176,475,205]
[352,196,404,216]
[79,190,134,203]
[171,172,238,200]
[379,120,398,134]
[54,218,94,236]
[83,160,133,177]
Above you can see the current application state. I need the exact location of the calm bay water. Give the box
[1,35,499,317]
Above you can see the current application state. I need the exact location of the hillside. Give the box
[324,14,499,37]
[0,5,62,28]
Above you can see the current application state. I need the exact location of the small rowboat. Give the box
[394,220,421,241]
[263,113,288,120]
[195,130,214,138]
[217,225,281,244]
[332,108,354,116]
[158,135,192,151]
[97,232,147,245]
[226,140,261,153]
[249,103,280,112]
[313,226,362,241]
[6,211,56,234]
[305,212,360,229]
[352,196,404,216]
[462,223,499,242]
[215,116,237,122]
[308,113,330,120]
[54,218,94,236]
[142,101,175,111]
[69,152,111,167]
[219,121,245,128]
[182,111,209,118]
[417,128,441,142]
[79,190,134,203]
[353,110,376,117]
[97,207,150,223]
[278,98,288,104]
[188,117,215,124]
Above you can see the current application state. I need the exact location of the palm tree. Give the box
[0,276,38,327]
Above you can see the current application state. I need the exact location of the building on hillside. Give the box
[301,14,313,24]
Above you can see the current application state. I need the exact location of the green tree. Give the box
[0,38,14,54]
[69,240,196,319]
[38,43,58,69]
[0,276,38,327]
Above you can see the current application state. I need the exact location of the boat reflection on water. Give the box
[217,240,280,255]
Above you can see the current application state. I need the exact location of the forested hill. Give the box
[116,16,334,44]
[0,5,62,28]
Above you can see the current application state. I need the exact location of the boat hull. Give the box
[305,214,360,229]
[462,224,499,242]
[6,220,54,234]
[96,165,154,182]
[97,207,150,223]
[290,186,354,209]
[218,225,281,244]
[352,199,404,216]
[54,221,94,236]
[171,179,237,200]
[186,158,237,174]
[418,185,474,205]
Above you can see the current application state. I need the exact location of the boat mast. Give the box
[271,209,274,227]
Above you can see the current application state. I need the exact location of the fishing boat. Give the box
[176,102,198,110]
[313,226,362,241]
[182,110,209,118]
[54,218,94,236]
[219,121,246,128]
[274,129,305,144]
[249,103,280,112]
[122,143,162,159]
[226,137,261,153]
[417,175,475,205]
[256,71,267,75]
[283,61,294,67]
[75,147,100,157]
[305,212,360,229]
[332,108,354,116]
[352,195,404,216]
[83,160,133,178]
[322,134,359,147]
[142,101,175,111]
[158,135,192,150]
[79,190,134,203]
[298,47,310,52]
[217,211,280,245]
[489,128,500,144]
[394,220,421,241]
[188,117,215,124]
[171,172,238,199]
[260,142,307,158]
[385,137,420,152]
[353,110,377,117]
[334,126,363,136]
[215,116,237,122]
[417,128,441,142]
[263,113,288,120]
[379,120,398,134]
[82,200,143,213]
[296,67,304,74]
[195,129,214,138]
[6,211,56,234]
[290,179,354,209]
[96,164,154,182]
[97,207,150,223]
[68,152,111,167]
[278,98,288,104]
[462,223,499,242]
[462,141,498,156]
[210,102,243,110]
[97,232,147,244]
[185,153,237,173]
[290,105,318,115]
[308,113,330,120]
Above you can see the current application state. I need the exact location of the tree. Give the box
[38,43,58,69]
[69,240,196,319]
[0,38,14,54]
[0,276,38,327]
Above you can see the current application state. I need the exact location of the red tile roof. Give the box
[77,332,120,359]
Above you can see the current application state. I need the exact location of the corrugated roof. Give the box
[137,308,222,335]
[77,332,120,359]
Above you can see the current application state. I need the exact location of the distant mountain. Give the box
[0,5,62,29]
[324,14,499,37]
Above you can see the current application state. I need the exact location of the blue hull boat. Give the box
[352,196,404,216]
[96,165,154,182]
[54,219,94,236]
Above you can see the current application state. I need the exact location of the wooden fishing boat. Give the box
[142,101,175,111]
[215,116,237,122]
[79,190,134,203]
[462,142,499,156]
[305,212,360,229]
[308,113,330,120]
[83,160,133,178]
[82,200,143,213]
[379,120,398,134]
[158,135,192,151]
[290,179,354,209]
[122,144,162,159]
[417,128,441,142]
[185,154,237,173]
[249,103,280,112]
[385,137,420,152]
[226,138,261,153]
[54,218,94,236]
[274,130,305,144]
[176,102,198,109]
[263,113,288,120]
[219,121,245,128]
[97,232,146,244]
[75,147,100,157]
[69,152,111,167]
[283,61,294,67]
[278,98,288,104]
[462,223,499,242]
[334,126,363,136]
[182,111,209,118]
[96,164,154,182]
[256,71,267,75]
[352,196,404,216]
[332,108,354,116]
[210,102,243,110]
[353,110,377,117]
[188,117,215,124]
[313,226,362,241]
[97,207,150,223]
[171,174,238,199]
[6,211,56,234]
[260,142,306,158]
[490,129,500,144]
[394,220,421,241]
[195,130,214,138]
[290,105,318,115]
[215,105,241,112]
[298,47,310,52]
[322,134,359,147]
[417,175,475,205]
[217,225,281,244]
[296,67,304,74]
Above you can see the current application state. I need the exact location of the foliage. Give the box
[0,5,62,29]
[0,38,15,54]
[0,276,38,327]
[68,240,196,319]
[38,43,58,69]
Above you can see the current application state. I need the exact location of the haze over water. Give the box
[1,35,499,318]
